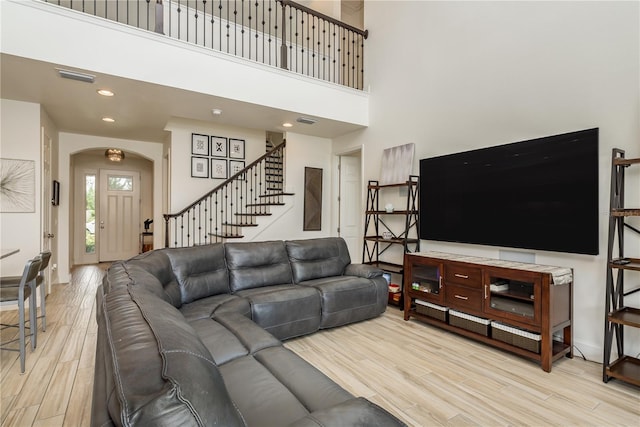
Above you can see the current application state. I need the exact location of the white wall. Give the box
[0,100,42,276]
[164,118,266,212]
[253,132,334,241]
[334,1,640,361]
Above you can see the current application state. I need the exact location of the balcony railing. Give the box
[43,0,368,90]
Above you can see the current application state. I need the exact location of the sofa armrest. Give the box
[344,264,383,279]
[288,397,406,427]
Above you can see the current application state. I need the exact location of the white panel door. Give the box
[339,154,362,260]
[99,170,140,262]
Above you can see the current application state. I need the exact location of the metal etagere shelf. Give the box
[603,148,640,386]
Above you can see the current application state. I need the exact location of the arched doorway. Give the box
[71,149,153,265]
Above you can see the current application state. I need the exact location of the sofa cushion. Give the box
[190,311,282,366]
[236,284,321,340]
[166,244,230,304]
[180,294,251,323]
[218,353,310,427]
[289,397,407,427]
[299,275,387,328]
[115,250,181,307]
[254,346,352,412]
[286,237,351,282]
[226,240,293,292]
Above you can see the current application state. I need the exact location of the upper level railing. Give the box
[43,0,368,90]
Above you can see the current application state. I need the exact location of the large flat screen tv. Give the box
[419,128,599,255]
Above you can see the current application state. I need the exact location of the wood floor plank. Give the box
[3,404,39,427]
[62,366,93,427]
[10,356,58,409]
[36,360,79,420]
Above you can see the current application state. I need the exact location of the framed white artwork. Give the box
[211,158,227,179]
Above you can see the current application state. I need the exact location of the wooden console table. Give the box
[404,251,573,372]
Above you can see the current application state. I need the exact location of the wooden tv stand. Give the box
[403,252,573,372]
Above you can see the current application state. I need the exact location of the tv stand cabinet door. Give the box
[483,269,542,328]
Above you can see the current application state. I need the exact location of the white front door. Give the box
[338,153,362,261]
[99,170,141,262]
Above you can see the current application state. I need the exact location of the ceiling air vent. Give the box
[296,117,317,125]
[56,68,95,84]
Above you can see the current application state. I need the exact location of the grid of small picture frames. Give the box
[190,133,246,179]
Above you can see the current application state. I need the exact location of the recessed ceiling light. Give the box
[97,89,114,97]
[282,122,293,128]
[211,108,223,116]
[102,117,116,123]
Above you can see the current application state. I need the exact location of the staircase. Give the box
[164,141,293,247]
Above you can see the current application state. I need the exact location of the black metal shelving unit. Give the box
[603,148,640,386]
[362,175,420,306]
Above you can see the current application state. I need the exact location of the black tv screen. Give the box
[419,128,599,255]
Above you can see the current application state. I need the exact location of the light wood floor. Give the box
[1,264,638,426]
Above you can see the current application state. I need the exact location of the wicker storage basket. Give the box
[415,300,448,322]
[491,321,541,353]
[448,310,490,336]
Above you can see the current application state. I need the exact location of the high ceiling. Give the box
[1,53,365,143]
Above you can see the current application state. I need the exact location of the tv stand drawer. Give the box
[445,284,482,312]
[445,265,482,288]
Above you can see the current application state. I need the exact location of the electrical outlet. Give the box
[51,263,57,271]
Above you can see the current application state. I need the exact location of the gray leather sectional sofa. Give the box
[92,237,405,426]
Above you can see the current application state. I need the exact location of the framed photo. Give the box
[211,158,227,179]
[229,138,245,159]
[191,156,209,178]
[0,158,35,212]
[191,133,209,156]
[211,136,228,158]
[229,160,245,180]
[303,167,323,231]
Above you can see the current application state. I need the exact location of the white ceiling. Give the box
[1,53,365,143]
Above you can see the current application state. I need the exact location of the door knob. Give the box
[47,233,55,238]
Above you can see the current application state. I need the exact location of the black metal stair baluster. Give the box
[313,16,317,78]
[209,0,214,50]
[240,0,245,59]
[224,0,229,53]
[214,192,219,242]
[332,23,337,84]
[173,217,177,247]
[259,0,264,63]
[321,19,325,81]
[233,0,238,55]
[289,6,295,72]
[198,201,203,244]
[218,0,222,51]
[177,0,182,39]
[350,31,355,88]
[254,1,259,61]
[269,0,278,67]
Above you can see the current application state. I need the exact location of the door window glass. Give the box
[85,174,96,254]
[108,175,133,191]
